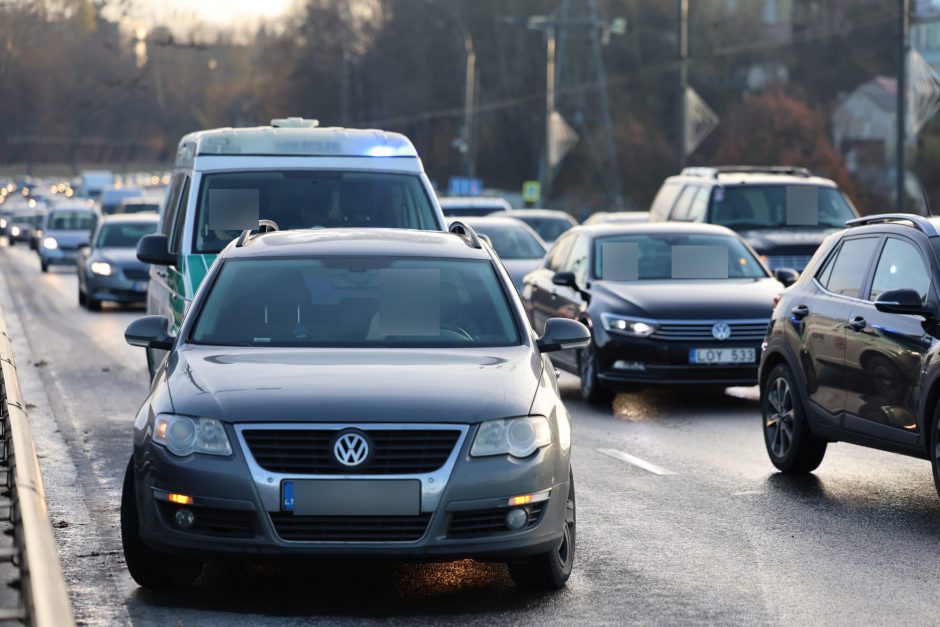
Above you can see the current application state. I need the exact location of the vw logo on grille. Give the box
[711,322,732,341]
[333,431,370,467]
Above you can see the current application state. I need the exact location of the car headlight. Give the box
[601,313,656,337]
[0,219,6,228]
[153,415,232,457]
[90,261,113,276]
[10,226,19,237]
[471,417,552,458]
[42,236,58,250]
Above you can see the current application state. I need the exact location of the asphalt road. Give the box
[1,242,939,625]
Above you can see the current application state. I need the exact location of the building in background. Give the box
[832,76,897,195]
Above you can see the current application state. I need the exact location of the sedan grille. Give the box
[242,428,461,475]
[651,320,768,341]
[122,267,150,281]
[269,512,431,542]
[448,502,546,539]
[764,254,812,271]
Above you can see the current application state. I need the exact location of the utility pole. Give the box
[463,30,477,178]
[897,0,910,213]
[677,0,689,171]
[542,26,557,201]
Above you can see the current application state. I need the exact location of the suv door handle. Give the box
[791,305,809,319]
[848,315,866,332]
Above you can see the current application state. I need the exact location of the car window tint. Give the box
[670,185,698,220]
[870,238,931,303]
[594,233,767,280]
[546,233,576,271]
[649,182,682,220]
[821,237,879,298]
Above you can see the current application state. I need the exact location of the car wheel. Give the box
[40,260,48,273]
[762,363,826,473]
[86,295,101,311]
[929,404,940,499]
[508,471,576,590]
[121,458,203,588]
[78,289,87,307]
[578,344,612,405]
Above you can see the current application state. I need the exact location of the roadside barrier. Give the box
[0,306,74,626]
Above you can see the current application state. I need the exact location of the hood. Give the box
[45,230,91,248]
[737,227,837,255]
[93,247,143,266]
[502,258,543,292]
[166,345,542,424]
[592,278,781,319]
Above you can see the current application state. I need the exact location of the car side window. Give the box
[169,176,191,255]
[160,174,184,237]
[546,233,576,272]
[649,182,682,220]
[818,237,880,298]
[566,235,591,285]
[869,237,932,303]
[669,185,698,220]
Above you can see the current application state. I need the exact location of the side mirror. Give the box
[537,318,591,353]
[773,267,800,288]
[552,271,578,289]
[874,288,932,317]
[137,234,176,266]
[125,315,175,350]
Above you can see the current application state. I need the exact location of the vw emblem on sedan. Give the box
[711,322,732,341]
[333,431,370,466]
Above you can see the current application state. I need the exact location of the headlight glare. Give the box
[90,261,112,276]
[601,313,656,337]
[153,415,232,457]
[42,236,58,250]
[471,417,551,458]
[10,226,19,236]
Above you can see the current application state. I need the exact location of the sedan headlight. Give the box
[601,313,656,337]
[90,261,113,276]
[0,219,6,228]
[42,236,58,250]
[10,226,19,237]
[153,415,232,457]
[471,417,551,458]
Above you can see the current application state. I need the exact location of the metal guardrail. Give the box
[0,307,74,626]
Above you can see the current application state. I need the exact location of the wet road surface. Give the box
[1,242,939,625]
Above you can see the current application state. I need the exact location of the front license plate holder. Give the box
[689,347,756,364]
[282,479,421,516]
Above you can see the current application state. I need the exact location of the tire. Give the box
[78,289,86,307]
[762,363,827,473]
[121,458,203,588]
[508,472,576,590]
[86,295,101,311]
[40,260,48,273]
[929,404,940,499]
[578,343,613,405]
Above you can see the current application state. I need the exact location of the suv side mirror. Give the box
[874,288,933,317]
[125,315,175,350]
[552,271,578,289]
[773,267,800,288]
[537,318,591,353]
[137,234,176,266]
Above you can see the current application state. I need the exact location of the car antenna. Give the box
[923,187,933,217]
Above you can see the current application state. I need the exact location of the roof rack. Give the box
[846,213,938,237]
[235,219,280,247]
[681,166,813,179]
[448,221,482,249]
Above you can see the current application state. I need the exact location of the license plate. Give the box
[689,347,756,364]
[133,281,148,292]
[282,480,420,516]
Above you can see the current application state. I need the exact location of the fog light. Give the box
[613,360,646,371]
[505,508,528,530]
[174,508,196,529]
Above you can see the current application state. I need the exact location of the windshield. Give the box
[710,185,855,230]
[117,202,159,215]
[194,171,438,254]
[48,210,95,231]
[471,223,545,259]
[96,222,157,248]
[191,257,521,348]
[594,233,767,281]
[514,216,574,242]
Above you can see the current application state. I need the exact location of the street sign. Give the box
[448,176,483,196]
[684,87,719,156]
[522,180,541,204]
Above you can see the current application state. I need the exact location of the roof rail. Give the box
[235,219,280,247]
[681,166,813,179]
[448,221,482,249]
[846,213,938,237]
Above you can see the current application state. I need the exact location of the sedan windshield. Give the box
[96,222,157,248]
[710,185,855,230]
[194,171,438,254]
[471,223,546,260]
[594,233,767,281]
[191,257,521,348]
[514,216,574,242]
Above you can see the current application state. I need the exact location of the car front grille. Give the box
[651,320,769,341]
[448,502,546,539]
[122,267,150,281]
[764,254,812,271]
[269,512,432,542]
[242,428,462,475]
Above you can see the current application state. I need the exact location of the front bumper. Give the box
[40,248,80,265]
[132,423,568,560]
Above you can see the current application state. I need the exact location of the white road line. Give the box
[598,448,676,476]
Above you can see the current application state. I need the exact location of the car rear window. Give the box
[468,223,546,259]
[48,210,95,231]
[515,216,575,242]
[190,257,521,348]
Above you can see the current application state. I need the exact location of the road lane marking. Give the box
[598,448,676,476]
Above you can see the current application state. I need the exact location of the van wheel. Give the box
[508,472,575,590]
[121,458,203,588]
[762,363,827,473]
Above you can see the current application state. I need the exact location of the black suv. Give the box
[649,166,859,271]
[759,214,940,495]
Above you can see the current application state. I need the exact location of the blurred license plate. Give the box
[133,281,148,292]
[690,348,755,364]
[282,480,420,516]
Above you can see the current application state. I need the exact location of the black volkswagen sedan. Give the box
[521,223,787,402]
[121,225,590,590]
